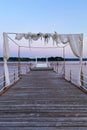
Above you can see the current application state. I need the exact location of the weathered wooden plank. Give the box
[0,121,87,127]
[0,117,87,122]
[0,70,87,129]
[0,127,86,130]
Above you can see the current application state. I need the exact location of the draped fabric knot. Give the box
[3,33,10,86]
[68,34,83,58]
[43,33,51,44]
[59,35,69,44]
[24,33,31,40]
[15,33,24,40]
[14,32,83,58]
[52,32,59,45]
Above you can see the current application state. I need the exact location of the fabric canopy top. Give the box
[15,32,83,58]
[3,32,83,87]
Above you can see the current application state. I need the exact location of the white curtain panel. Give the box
[59,34,83,58]
[4,59,10,86]
[68,34,83,87]
[3,33,9,59]
[68,34,83,58]
[3,33,10,86]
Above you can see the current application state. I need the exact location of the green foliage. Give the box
[0,57,64,61]
[0,57,87,62]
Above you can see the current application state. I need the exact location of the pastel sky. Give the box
[0,0,87,58]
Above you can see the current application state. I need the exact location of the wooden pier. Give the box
[0,69,87,130]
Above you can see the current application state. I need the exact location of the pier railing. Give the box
[1,62,87,93]
[50,62,87,92]
[0,75,5,90]
[0,65,30,92]
[64,69,87,91]
[50,62,64,76]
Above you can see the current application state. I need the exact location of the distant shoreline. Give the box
[0,57,87,62]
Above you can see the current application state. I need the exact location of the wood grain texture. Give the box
[0,69,87,129]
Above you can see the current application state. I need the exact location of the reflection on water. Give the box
[0,61,87,76]
[0,61,87,90]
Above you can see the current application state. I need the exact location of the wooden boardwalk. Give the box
[0,69,87,130]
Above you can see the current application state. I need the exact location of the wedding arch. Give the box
[3,32,83,87]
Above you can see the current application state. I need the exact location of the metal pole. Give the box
[14,70,15,83]
[3,72,5,87]
[63,46,65,77]
[80,57,83,87]
[18,46,21,77]
[36,57,37,64]
[46,56,48,63]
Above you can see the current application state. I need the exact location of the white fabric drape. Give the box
[15,33,83,57]
[43,33,51,44]
[31,34,41,41]
[4,59,10,86]
[14,32,83,87]
[67,34,83,86]
[59,33,83,87]
[3,33,9,59]
[58,34,83,58]
[15,33,24,40]
[3,32,83,88]
[3,33,10,86]
[59,34,69,44]
[52,32,59,45]
[68,34,83,58]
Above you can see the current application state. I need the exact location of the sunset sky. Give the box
[0,0,87,58]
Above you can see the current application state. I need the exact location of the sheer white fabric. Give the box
[68,34,83,58]
[58,33,83,87]
[24,33,30,39]
[15,33,24,40]
[68,34,83,86]
[58,34,83,58]
[4,59,10,86]
[43,33,51,44]
[15,33,83,58]
[14,33,83,56]
[3,33,9,59]
[31,34,41,41]
[9,32,83,86]
[52,32,59,45]
[3,33,10,86]
[59,34,69,44]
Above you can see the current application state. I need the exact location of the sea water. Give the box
[0,61,87,75]
[0,61,87,90]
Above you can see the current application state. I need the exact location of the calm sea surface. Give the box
[0,61,87,76]
[0,61,87,90]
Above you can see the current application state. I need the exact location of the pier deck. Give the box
[0,69,87,130]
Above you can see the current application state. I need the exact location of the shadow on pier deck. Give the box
[0,69,87,130]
